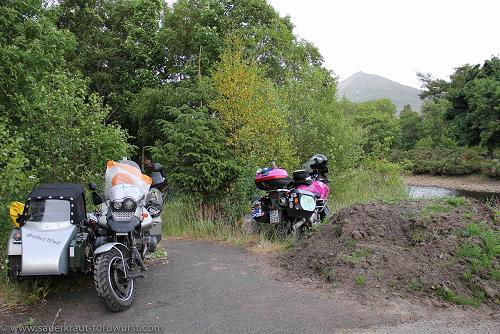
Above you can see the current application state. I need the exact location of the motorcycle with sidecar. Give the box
[6,160,165,312]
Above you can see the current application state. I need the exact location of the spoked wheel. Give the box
[94,248,135,312]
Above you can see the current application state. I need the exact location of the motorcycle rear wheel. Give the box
[94,248,136,312]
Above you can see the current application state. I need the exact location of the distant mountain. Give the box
[338,71,422,113]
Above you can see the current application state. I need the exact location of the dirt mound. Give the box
[279,198,499,309]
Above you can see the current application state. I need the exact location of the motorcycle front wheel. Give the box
[94,248,136,312]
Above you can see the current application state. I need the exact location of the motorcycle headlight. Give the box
[299,195,316,212]
[123,198,136,210]
[112,201,122,210]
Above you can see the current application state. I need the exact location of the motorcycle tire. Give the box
[94,248,136,312]
[7,255,22,282]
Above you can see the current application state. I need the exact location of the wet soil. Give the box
[405,174,500,193]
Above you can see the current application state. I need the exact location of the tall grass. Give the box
[161,196,294,252]
[329,158,408,212]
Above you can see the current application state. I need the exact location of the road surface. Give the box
[5,240,498,333]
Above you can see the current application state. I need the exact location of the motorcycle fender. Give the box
[150,216,162,237]
[94,242,129,256]
[7,229,22,256]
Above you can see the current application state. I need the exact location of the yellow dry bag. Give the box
[9,201,25,228]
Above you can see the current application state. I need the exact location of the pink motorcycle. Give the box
[252,154,330,235]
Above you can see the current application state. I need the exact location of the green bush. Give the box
[330,158,407,211]
[389,147,497,177]
[481,160,500,178]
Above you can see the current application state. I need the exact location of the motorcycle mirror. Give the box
[88,182,98,191]
[152,162,162,172]
[92,192,104,206]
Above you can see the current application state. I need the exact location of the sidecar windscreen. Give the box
[27,199,71,223]
[26,183,87,224]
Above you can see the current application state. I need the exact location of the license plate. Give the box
[269,210,280,224]
[252,207,264,218]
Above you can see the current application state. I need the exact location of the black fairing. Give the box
[107,214,141,233]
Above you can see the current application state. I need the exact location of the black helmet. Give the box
[311,154,327,165]
[309,154,328,172]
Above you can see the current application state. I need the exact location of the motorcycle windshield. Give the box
[104,160,152,202]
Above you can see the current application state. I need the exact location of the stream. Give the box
[408,185,499,201]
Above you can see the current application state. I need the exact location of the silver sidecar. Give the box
[7,184,87,279]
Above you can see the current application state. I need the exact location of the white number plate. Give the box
[269,210,280,224]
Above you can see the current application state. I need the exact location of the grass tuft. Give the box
[436,287,485,307]
[355,274,367,286]
[343,248,372,264]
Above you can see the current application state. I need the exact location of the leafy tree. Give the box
[281,66,363,175]
[16,72,132,183]
[348,99,401,153]
[0,120,37,206]
[57,0,164,132]
[418,56,500,155]
[151,106,240,203]
[0,0,75,121]
[417,98,455,149]
[398,104,423,150]
[210,37,297,169]
[0,119,38,245]
[461,58,500,154]
[127,78,214,166]
[158,0,322,83]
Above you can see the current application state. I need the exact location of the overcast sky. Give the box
[267,0,500,88]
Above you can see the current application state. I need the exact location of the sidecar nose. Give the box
[21,222,77,275]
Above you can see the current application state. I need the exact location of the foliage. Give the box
[0,0,75,121]
[418,56,500,155]
[415,98,456,149]
[158,0,322,83]
[355,275,367,286]
[160,195,293,252]
[458,222,499,277]
[210,36,297,169]
[151,106,240,202]
[16,71,132,183]
[398,105,423,150]
[436,287,485,307]
[389,147,497,176]
[0,121,37,247]
[346,99,401,153]
[56,0,163,130]
[281,66,363,175]
[330,158,407,212]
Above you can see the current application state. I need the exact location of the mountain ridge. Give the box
[338,71,422,113]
